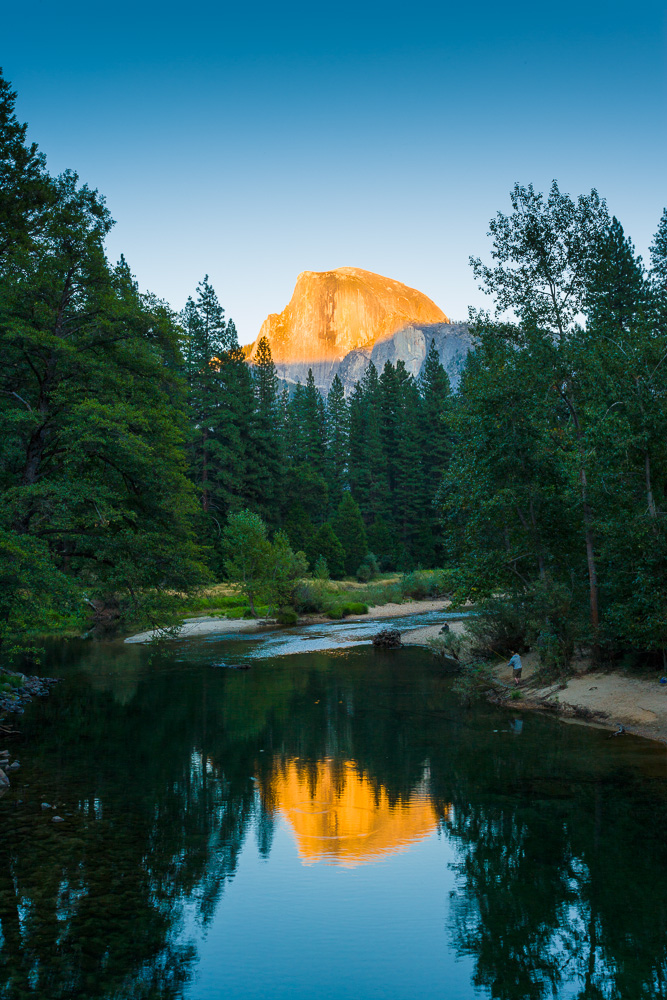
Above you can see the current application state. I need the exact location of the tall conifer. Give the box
[332,493,368,576]
[251,336,282,522]
[325,374,349,513]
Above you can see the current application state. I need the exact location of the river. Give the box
[1,618,667,999]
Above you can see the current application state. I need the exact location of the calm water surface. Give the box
[2,624,667,1000]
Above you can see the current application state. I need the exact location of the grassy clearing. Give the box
[171,569,453,623]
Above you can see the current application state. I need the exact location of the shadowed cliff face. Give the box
[247,267,449,365]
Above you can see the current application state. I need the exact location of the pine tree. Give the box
[332,493,368,576]
[348,363,390,525]
[181,279,253,567]
[250,336,282,523]
[181,276,233,516]
[393,361,426,557]
[1,164,207,641]
[419,340,452,564]
[649,208,667,332]
[585,217,646,332]
[282,502,315,555]
[367,515,395,570]
[296,369,327,475]
[0,69,52,263]
[310,522,345,578]
[325,374,349,512]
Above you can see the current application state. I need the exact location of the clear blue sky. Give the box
[4,1,666,342]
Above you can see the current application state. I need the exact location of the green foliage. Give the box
[356,552,379,582]
[340,602,368,615]
[400,569,450,600]
[367,516,395,570]
[426,631,464,666]
[0,528,84,661]
[222,510,271,616]
[265,530,308,610]
[443,180,667,666]
[325,374,349,512]
[465,597,528,658]
[332,492,368,575]
[451,662,498,705]
[309,521,345,578]
[276,608,299,625]
[313,555,330,580]
[222,513,306,616]
[0,71,209,652]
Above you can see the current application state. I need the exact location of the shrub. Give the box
[401,570,449,600]
[427,631,464,664]
[328,607,344,620]
[524,581,577,675]
[356,553,380,583]
[466,596,528,657]
[467,583,578,674]
[452,662,498,705]
[220,605,248,619]
[276,608,299,625]
[341,602,368,616]
[294,581,328,614]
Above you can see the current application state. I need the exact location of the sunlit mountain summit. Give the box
[245,267,471,394]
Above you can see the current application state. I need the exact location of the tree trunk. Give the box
[561,388,600,635]
[201,426,209,513]
[645,450,658,520]
[580,462,600,630]
[529,498,546,581]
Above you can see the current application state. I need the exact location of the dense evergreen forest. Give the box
[2,66,667,669]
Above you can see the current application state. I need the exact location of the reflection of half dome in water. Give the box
[263,758,442,867]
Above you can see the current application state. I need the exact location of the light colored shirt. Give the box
[508,654,522,671]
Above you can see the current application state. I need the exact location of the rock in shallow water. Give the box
[371,629,403,649]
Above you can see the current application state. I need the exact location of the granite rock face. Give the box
[247,267,471,395]
[272,322,471,395]
[247,267,449,368]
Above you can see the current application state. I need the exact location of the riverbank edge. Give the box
[484,673,667,747]
[124,604,667,748]
[401,625,667,746]
[123,598,452,643]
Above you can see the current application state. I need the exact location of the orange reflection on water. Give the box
[263,758,442,867]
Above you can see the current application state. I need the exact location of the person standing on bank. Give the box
[508,651,522,686]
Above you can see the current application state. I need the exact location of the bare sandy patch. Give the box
[124,617,270,643]
[402,620,466,646]
[544,672,667,732]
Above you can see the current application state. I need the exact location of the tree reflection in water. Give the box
[0,641,666,999]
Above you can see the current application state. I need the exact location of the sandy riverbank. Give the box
[490,650,667,745]
[124,598,453,644]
